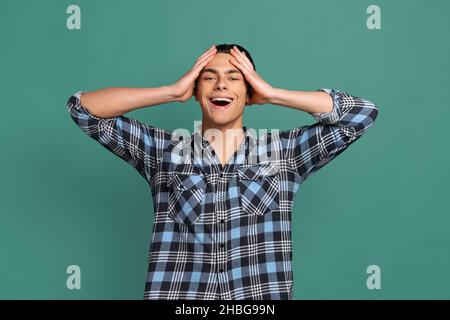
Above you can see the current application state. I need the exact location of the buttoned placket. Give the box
[193,126,252,299]
[200,142,228,299]
[215,168,227,299]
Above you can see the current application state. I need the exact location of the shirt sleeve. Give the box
[279,88,380,184]
[66,91,170,184]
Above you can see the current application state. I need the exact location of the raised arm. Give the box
[78,86,179,118]
[66,45,218,183]
[228,46,379,183]
[77,44,218,118]
[277,88,379,182]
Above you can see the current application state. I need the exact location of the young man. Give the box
[67,44,379,300]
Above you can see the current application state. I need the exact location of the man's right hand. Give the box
[170,45,217,102]
[74,45,218,118]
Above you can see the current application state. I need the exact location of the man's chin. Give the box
[208,118,232,126]
[204,115,239,126]
[206,109,234,122]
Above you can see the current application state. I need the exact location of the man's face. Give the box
[195,53,249,127]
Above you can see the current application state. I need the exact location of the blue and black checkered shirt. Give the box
[67,88,379,299]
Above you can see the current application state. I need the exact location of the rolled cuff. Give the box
[310,88,342,125]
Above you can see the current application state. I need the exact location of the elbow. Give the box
[369,103,380,124]
[78,93,104,118]
[354,104,379,136]
[369,104,379,129]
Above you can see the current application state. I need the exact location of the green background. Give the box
[1,0,449,299]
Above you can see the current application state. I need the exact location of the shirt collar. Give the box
[191,125,256,151]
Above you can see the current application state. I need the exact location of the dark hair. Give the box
[194,43,256,99]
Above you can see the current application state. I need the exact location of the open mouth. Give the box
[209,97,234,108]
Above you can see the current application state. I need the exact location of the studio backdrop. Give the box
[1,0,449,299]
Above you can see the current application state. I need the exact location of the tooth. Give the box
[212,98,232,102]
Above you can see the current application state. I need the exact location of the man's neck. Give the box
[201,119,246,167]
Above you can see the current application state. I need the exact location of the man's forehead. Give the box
[200,66,242,75]
[200,52,243,74]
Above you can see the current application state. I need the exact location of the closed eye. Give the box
[204,77,241,81]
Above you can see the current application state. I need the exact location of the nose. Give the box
[214,78,228,91]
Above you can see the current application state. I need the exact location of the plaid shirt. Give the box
[66,88,379,300]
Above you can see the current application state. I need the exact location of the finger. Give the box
[233,47,254,71]
[230,50,252,73]
[231,47,253,71]
[194,50,216,71]
[197,45,217,62]
[195,47,216,67]
[229,57,249,77]
[198,45,216,59]
[230,57,250,74]
[193,47,217,68]
[240,50,255,71]
[193,47,217,69]
[230,47,253,72]
[187,52,216,82]
[228,56,240,69]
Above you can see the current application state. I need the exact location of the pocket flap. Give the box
[237,162,279,181]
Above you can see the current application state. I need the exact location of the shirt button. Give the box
[217,192,223,200]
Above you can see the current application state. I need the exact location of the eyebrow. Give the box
[200,68,242,76]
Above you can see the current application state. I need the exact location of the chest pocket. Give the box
[237,162,280,215]
[167,173,206,225]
